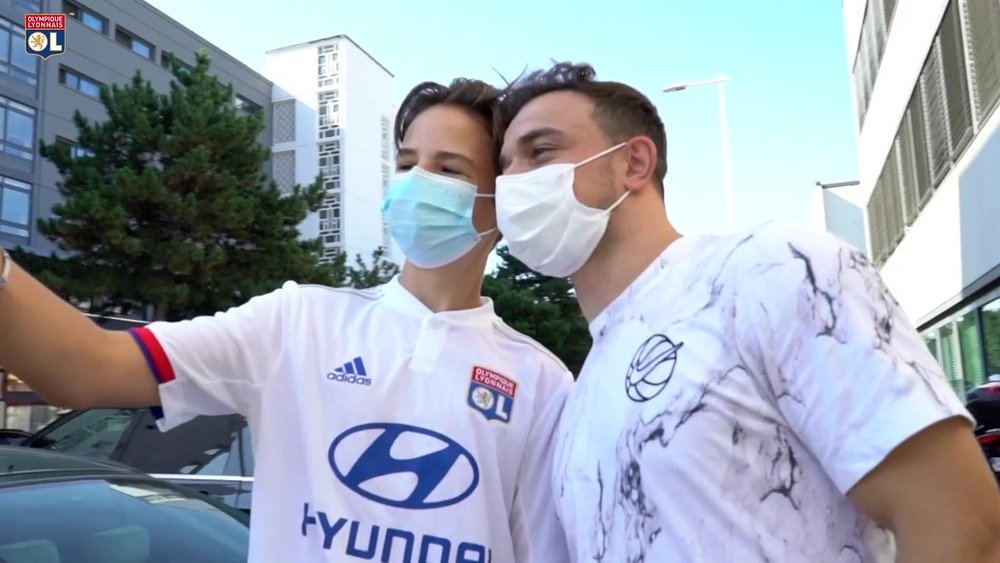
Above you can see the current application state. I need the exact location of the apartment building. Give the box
[265,35,400,265]
[844,0,1000,395]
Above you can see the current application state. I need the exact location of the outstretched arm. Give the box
[0,252,158,409]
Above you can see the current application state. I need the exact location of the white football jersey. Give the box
[552,223,970,563]
[130,276,573,562]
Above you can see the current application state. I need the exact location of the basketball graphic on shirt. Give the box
[625,333,683,402]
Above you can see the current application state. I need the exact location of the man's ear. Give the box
[623,136,658,193]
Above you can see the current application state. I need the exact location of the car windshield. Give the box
[0,477,248,563]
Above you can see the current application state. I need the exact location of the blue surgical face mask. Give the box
[381,166,496,269]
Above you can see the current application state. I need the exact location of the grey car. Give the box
[0,446,250,562]
[18,408,254,512]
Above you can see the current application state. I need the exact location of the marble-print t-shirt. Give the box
[553,222,971,563]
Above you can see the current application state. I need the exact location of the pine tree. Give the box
[485,245,592,376]
[32,51,331,321]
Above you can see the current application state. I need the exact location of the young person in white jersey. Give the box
[0,78,573,563]
[493,63,1000,563]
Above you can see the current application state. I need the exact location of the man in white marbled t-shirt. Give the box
[494,62,1000,563]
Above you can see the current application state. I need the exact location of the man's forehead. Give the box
[508,91,593,132]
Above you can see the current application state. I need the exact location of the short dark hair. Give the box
[498,63,667,194]
[394,78,502,168]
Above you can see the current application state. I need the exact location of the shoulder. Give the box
[293,281,383,304]
[726,221,868,286]
[491,319,574,385]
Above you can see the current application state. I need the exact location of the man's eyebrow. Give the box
[396,147,417,160]
[516,127,565,147]
[500,127,566,170]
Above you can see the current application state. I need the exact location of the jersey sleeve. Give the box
[128,281,299,431]
[509,363,573,563]
[734,225,971,494]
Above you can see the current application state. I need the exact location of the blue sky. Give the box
[148,0,859,235]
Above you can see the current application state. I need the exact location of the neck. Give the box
[398,250,490,313]
[571,201,681,322]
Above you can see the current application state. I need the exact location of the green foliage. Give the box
[28,51,339,321]
[484,245,591,376]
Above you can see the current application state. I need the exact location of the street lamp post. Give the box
[663,76,734,230]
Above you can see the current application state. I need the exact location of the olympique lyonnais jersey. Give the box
[552,222,971,563]
[129,276,573,563]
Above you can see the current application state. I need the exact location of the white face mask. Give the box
[495,143,629,277]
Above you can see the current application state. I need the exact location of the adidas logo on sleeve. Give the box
[326,357,371,386]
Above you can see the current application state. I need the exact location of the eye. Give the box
[395,163,414,172]
[442,166,463,175]
[530,146,554,159]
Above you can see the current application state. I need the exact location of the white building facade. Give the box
[844,0,1000,395]
[265,35,400,265]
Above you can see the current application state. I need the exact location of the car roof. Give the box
[0,445,143,485]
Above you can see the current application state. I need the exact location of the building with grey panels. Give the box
[0,0,272,257]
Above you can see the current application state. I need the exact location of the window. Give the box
[59,66,103,98]
[0,176,30,238]
[853,0,893,125]
[63,1,108,35]
[56,136,93,159]
[939,324,964,394]
[924,331,941,362]
[965,0,1000,123]
[882,0,897,29]
[318,141,340,179]
[896,114,920,225]
[160,51,193,73]
[921,40,952,186]
[273,100,295,144]
[318,192,341,237]
[940,1,973,156]
[958,312,985,388]
[0,479,250,561]
[115,27,153,60]
[272,150,295,193]
[0,18,38,85]
[26,408,134,458]
[983,298,1000,376]
[234,94,261,116]
[381,115,392,160]
[867,0,998,266]
[0,97,35,160]
[16,0,42,11]
[116,413,249,478]
[907,86,933,207]
[318,92,340,132]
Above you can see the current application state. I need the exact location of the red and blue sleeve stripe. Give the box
[128,327,176,420]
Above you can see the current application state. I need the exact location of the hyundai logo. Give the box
[328,422,479,510]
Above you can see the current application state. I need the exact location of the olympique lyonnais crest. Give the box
[24,14,66,60]
[467,366,516,423]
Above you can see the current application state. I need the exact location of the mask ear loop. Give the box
[573,142,631,213]
[572,141,628,169]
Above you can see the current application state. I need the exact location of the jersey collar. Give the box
[382,275,497,326]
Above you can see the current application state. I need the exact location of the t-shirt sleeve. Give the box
[128,281,299,431]
[510,364,573,562]
[734,225,971,494]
